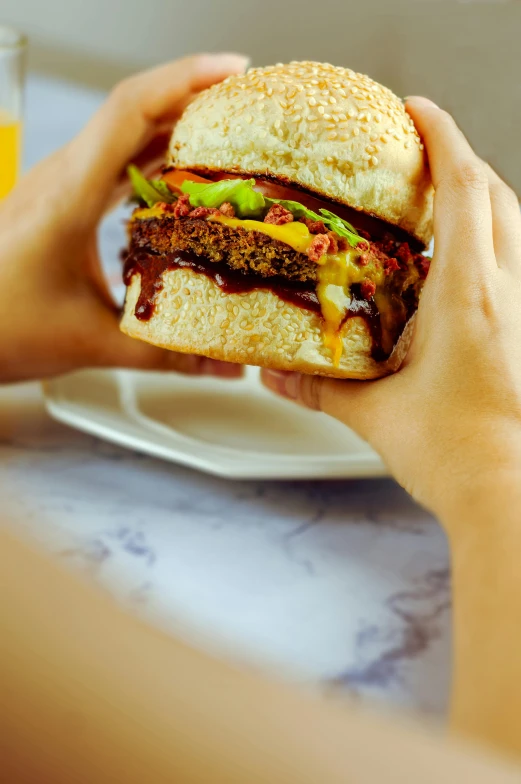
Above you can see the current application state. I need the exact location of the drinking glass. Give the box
[0,26,27,200]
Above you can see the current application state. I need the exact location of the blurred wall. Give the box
[2,0,520,192]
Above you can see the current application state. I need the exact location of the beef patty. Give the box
[130,216,322,284]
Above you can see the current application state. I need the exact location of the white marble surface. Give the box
[4,73,451,716]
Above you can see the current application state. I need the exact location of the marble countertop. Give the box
[3,73,451,716]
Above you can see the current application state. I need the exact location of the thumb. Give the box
[260,368,390,445]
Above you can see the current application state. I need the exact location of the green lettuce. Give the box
[181,178,265,218]
[128,164,176,207]
[130,167,365,248]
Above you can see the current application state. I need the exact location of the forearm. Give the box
[445,473,521,755]
[2,528,520,784]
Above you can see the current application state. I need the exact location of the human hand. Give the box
[0,54,248,383]
[262,98,521,522]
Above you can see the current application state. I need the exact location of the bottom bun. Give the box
[120,269,413,380]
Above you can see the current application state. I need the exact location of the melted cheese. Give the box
[211,215,313,255]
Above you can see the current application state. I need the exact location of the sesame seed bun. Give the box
[120,268,412,380]
[169,61,433,247]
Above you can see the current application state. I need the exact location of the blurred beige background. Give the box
[2,0,520,193]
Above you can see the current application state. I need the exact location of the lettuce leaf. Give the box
[128,164,176,207]
[129,167,366,248]
[315,208,365,248]
[150,178,175,201]
[181,178,265,218]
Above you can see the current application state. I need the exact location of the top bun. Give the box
[169,61,433,247]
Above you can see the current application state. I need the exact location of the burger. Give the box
[121,61,433,379]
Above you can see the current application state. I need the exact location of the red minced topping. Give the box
[308,234,331,262]
[264,204,294,225]
[173,193,191,218]
[301,218,327,234]
[360,279,377,300]
[219,201,236,218]
[384,257,400,276]
[188,206,221,219]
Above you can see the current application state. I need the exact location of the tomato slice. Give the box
[162,169,211,191]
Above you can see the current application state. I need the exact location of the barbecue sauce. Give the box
[123,248,387,361]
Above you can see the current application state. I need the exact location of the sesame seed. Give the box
[293,114,302,123]
[353,127,360,136]
[419,143,424,150]
[404,140,411,149]
[318,106,325,115]
[371,155,379,165]
[309,96,317,106]
[326,155,334,163]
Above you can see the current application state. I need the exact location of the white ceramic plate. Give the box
[43,368,386,480]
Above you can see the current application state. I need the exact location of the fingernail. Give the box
[262,369,300,400]
[404,96,440,109]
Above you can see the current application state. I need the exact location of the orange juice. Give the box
[0,112,21,200]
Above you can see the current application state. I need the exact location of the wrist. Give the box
[418,420,521,531]
[435,463,521,538]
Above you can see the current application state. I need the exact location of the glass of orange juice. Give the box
[0,26,26,200]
